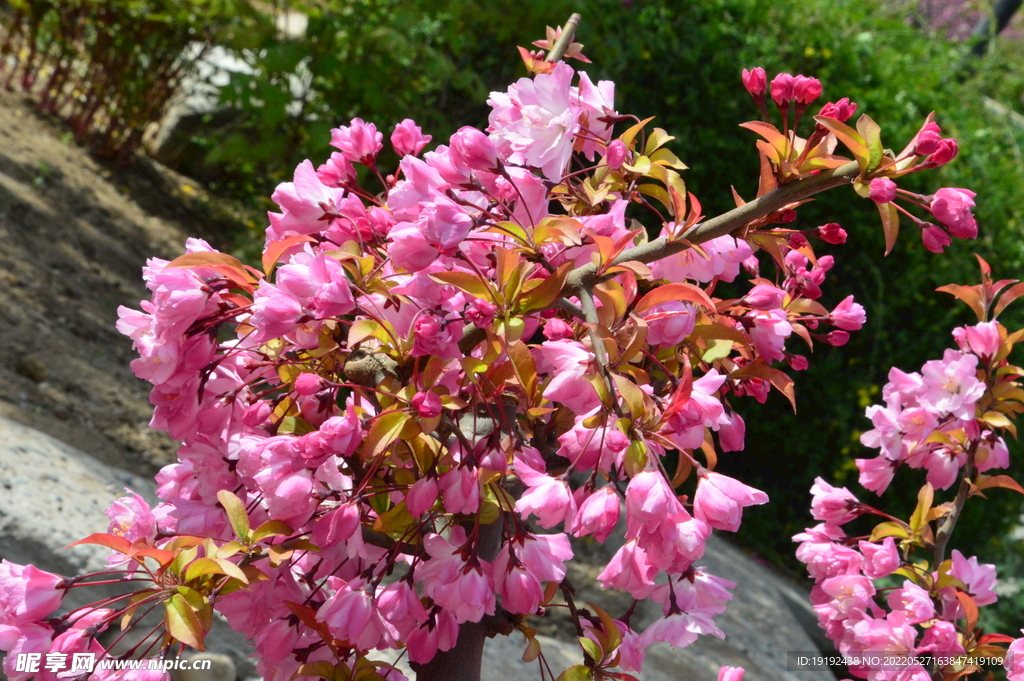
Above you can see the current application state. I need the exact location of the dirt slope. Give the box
[0,89,235,475]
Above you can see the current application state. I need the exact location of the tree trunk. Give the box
[410,518,504,681]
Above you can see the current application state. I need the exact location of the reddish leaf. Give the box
[955,591,979,632]
[976,474,1024,495]
[634,283,716,314]
[937,284,987,322]
[67,533,132,554]
[877,201,899,256]
[994,281,1024,319]
[262,235,317,275]
[978,633,1017,645]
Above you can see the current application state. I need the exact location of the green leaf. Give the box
[579,636,603,663]
[556,666,593,681]
[909,483,934,535]
[856,114,883,172]
[869,521,910,542]
[251,520,294,543]
[217,490,251,542]
[184,557,226,582]
[813,116,870,172]
[362,411,409,460]
[165,593,205,650]
[428,271,494,301]
[876,194,900,256]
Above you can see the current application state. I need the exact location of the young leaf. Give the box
[217,490,251,542]
[876,201,900,256]
[165,593,205,650]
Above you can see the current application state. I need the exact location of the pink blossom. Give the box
[439,466,480,515]
[0,562,65,625]
[741,67,767,103]
[1005,631,1024,680]
[316,152,356,187]
[450,126,502,172]
[536,340,598,414]
[487,62,582,181]
[859,537,901,578]
[953,321,1000,361]
[887,580,935,624]
[557,412,629,472]
[830,295,867,331]
[718,411,746,452]
[818,574,877,620]
[319,582,393,650]
[515,473,575,529]
[918,620,964,657]
[105,489,157,545]
[643,300,696,346]
[640,612,723,650]
[869,177,898,204]
[810,477,860,526]
[919,349,984,419]
[930,188,977,239]
[921,225,952,253]
[465,298,497,328]
[377,580,428,639]
[330,118,384,165]
[412,314,462,359]
[311,503,361,550]
[406,476,439,516]
[597,539,658,598]
[975,432,1010,472]
[929,138,958,166]
[391,119,432,157]
[694,471,769,532]
[571,486,621,542]
[856,456,898,495]
[745,284,787,311]
[748,308,793,362]
[406,611,459,664]
[949,549,998,607]
[718,667,746,681]
[573,71,617,160]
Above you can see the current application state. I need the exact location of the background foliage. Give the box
[3,0,1023,634]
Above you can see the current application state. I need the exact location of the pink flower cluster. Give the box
[856,323,1005,495]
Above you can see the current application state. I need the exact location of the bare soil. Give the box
[0,89,242,476]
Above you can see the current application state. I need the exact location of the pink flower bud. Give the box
[294,372,324,396]
[770,73,795,107]
[928,138,958,166]
[391,118,432,157]
[741,67,767,104]
[817,254,835,271]
[719,411,746,452]
[817,98,857,123]
[571,486,621,542]
[817,222,847,245]
[792,75,822,107]
[450,126,501,173]
[745,284,787,310]
[0,561,66,624]
[831,295,867,331]
[959,321,1001,360]
[543,318,574,341]
[823,330,850,346]
[316,152,357,187]
[605,139,628,169]
[412,391,442,419]
[787,232,809,249]
[914,121,942,155]
[787,354,809,371]
[242,401,272,427]
[921,224,952,253]
[869,177,897,204]
[930,188,977,239]
[693,471,769,532]
[407,477,439,516]
[330,118,384,165]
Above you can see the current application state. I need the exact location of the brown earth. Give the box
[0,88,249,476]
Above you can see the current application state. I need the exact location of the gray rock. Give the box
[0,418,256,680]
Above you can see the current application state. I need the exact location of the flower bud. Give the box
[604,139,628,169]
[745,284,787,310]
[770,73,795,107]
[913,121,942,156]
[868,177,897,204]
[823,330,850,346]
[391,118,432,157]
[921,224,952,253]
[450,126,501,173]
[928,138,958,166]
[294,373,324,396]
[412,391,443,419]
[792,75,822,107]
[817,98,857,123]
[243,401,272,427]
[817,222,847,245]
[787,354,809,371]
[741,67,767,104]
[466,298,498,328]
[930,188,977,239]
[787,232,809,249]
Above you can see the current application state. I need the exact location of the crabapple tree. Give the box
[2,14,1017,681]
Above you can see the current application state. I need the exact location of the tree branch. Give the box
[565,161,861,294]
[932,442,978,567]
[544,13,582,64]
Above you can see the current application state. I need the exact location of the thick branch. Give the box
[565,161,861,293]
